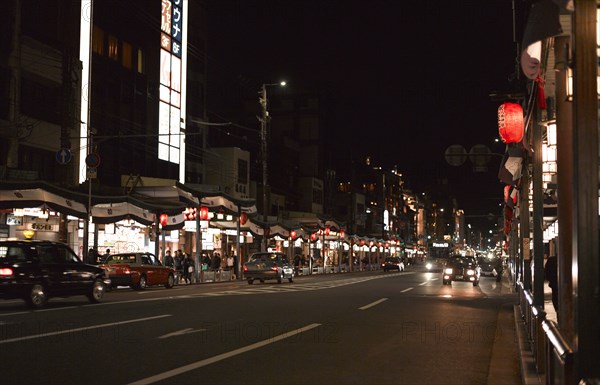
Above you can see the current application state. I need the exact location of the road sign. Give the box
[87,167,97,179]
[85,153,101,168]
[56,148,72,165]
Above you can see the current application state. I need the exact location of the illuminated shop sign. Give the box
[433,242,449,248]
[158,0,187,175]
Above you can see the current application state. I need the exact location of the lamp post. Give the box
[258,81,286,251]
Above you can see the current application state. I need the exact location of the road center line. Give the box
[0,314,172,345]
[419,281,428,286]
[128,323,322,385]
[401,287,413,293]
[359,298,388,310]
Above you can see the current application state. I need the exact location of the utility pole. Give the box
[259,84,268,252]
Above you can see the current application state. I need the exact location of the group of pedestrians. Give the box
[164,249,193,284]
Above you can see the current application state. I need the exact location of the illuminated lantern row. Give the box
[498,102,524,144]
[183,206,210,221]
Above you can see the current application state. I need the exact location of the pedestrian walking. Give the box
[182,253,193,284]
[174,250,183,283]
[544,254,558,314]
[164,249,174,268]
[212,253,221,271]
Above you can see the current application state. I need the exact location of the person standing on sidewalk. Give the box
[182,253,193,284]
[544,254,558,314]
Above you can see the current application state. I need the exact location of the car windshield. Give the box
[0,244,31,262]
[248,253,278,263]
[449,257,475,265]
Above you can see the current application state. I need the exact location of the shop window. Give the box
[122,41,132,70]
[137,48,145,74]
[108,35,118,61]
[92,25,104,55]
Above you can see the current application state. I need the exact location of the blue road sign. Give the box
[56,148,72,165]
[85,153,101,168]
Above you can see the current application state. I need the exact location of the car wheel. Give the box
[442,280,450,285]
[247,279,254,285]
[165,274,175,288]
[288,277,293,283]
[87,279,105,303]
[26,283,48,308]
[136,275,147,290]
[277,271,283,284]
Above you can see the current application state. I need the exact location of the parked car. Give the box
[0,240,110,308]
[100,252,175,290]
[382,256,405,272]
[243,252,294,284]
[477,256,503,281]
[442,256,481,286]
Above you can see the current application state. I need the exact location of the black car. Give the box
[243,252,294,284]
[382,257,405,272]
[477,256,503,281]
[442,256,480,286]
[0,240,110,308]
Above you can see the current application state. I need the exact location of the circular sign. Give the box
[85,153,101,168]
[444,145,467,166]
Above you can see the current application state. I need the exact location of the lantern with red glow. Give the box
[360,239,365,246]
[325,227,330,236]
[290,230,297,239]
[339,229,345,238]
[311,233,317,241]
[199,206,209,221]
[159,213,168,227]
[240,212,248,225]
[498,103,524,144]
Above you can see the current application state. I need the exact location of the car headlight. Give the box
[426,263,433,270]
[466,269,475,276]
[444,268,453,274]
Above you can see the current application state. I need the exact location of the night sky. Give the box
[206,0,521,228]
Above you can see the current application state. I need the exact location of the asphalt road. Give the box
[0,266,520,385]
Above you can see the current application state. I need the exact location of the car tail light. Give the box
[124,268,131,275]
[243,264,248,272]
[0,268,13,276]
[271,262,278,271]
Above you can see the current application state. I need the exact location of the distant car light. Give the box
[467,269,476,275]
[426,262,433,270]
[444,268,453,274]
[0,268,13,276]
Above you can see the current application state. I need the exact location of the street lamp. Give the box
[259,81,286,251]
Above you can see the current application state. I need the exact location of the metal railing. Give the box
[518,281,573,384]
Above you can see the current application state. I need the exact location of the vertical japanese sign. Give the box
[158,0,186,171]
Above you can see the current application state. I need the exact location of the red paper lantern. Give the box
[311,233,317,241]
[240,212,248,225]
[290,230,297,239]
[159,213,168,226]
[199,206,209,220]
[360,240,365,246]
[339,229,345,238]
[325,227,330,236]
[498,103,524,144]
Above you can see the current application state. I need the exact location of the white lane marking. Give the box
[158,328,206,339]
[430,278,439,281]
[35,306,79,312]
[359,298,388,310]
[419,281,428,286]
[0,314,172,345]
[128,323,322,385]
[401,287,413,293]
